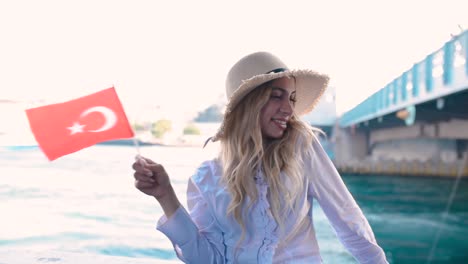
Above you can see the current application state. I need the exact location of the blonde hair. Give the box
[219,78,319,245]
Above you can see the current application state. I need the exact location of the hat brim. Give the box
[211,69,329,142]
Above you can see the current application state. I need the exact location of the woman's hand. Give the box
[132,156,172,199]
[132,156,181,217]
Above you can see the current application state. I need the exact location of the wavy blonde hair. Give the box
[219,78,319,244]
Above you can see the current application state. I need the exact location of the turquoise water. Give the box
[1,145,467,263]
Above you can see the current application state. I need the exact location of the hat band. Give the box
[266,68,287,74]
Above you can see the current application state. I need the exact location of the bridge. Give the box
[333,30,468,177]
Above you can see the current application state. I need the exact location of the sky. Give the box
[1,0,467,126]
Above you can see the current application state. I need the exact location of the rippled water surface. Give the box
[1,145,467,263]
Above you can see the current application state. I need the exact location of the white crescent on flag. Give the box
[80,106,117,132]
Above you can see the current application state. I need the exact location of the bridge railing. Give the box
[340,30,468,127]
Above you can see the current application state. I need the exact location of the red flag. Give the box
[26,87,134,161]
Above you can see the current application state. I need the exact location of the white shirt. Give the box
[157,140,388,263]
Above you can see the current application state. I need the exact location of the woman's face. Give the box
[259,77,296,140]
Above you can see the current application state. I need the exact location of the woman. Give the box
[132,52,388,263]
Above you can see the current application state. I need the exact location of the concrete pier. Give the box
[335,158,468,177]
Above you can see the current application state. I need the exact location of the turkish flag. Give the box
[26,87,134,161]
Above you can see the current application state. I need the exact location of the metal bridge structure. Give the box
[334,30,468,177]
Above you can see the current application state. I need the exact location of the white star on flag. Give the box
[67,122,86,135]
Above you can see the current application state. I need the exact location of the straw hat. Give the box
[208,51,329,143]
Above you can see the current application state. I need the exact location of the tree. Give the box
[183,124,201,135]
[193,104,223,123]
[151,119,172,138]
[132,123,146,132]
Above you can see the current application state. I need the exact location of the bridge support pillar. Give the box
[333,127,368,166]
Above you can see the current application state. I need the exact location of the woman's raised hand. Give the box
[132,156,181,217]
[132,156,172,199]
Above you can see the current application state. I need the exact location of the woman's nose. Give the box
[279,99,293,114]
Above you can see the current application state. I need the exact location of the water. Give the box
[1,145,467,263]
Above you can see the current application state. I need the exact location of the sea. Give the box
[1,144,467,263]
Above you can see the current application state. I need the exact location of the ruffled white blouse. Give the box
[157,140,388,263]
